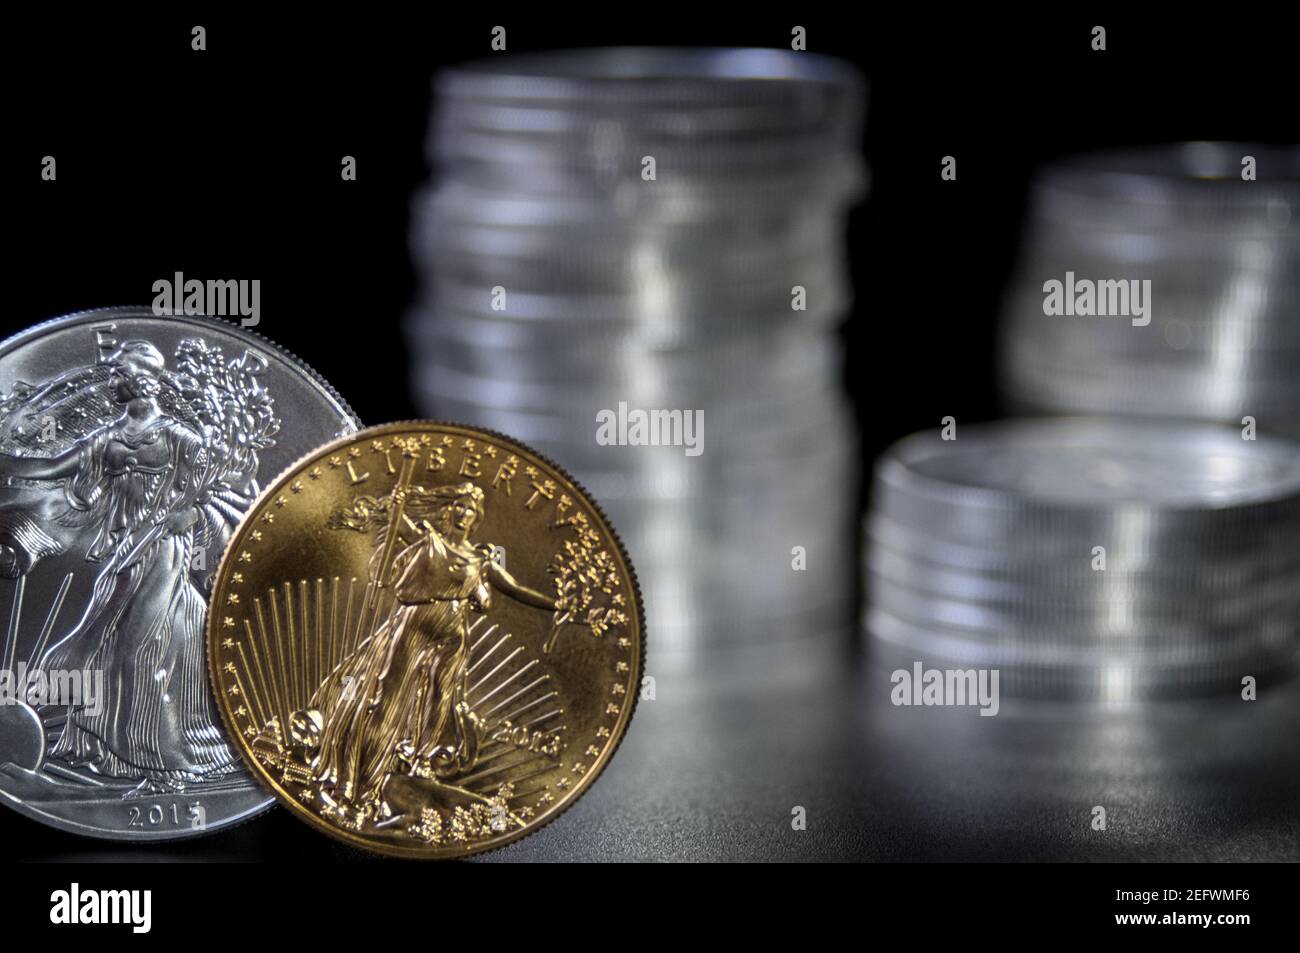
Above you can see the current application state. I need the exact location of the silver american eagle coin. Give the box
[0,307,359,839]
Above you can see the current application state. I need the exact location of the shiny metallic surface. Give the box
[207,423,645,858]
[0,307,360,839]
[999,142,1300,437]
[862,418,1300,701]
[409,48,867,669]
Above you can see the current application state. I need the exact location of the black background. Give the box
[5,6,1298,893]
[10,12,1297,453]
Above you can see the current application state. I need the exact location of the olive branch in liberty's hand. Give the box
[544,519,629,653]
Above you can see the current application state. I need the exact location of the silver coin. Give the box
[412,284,852,333]
[414,199,852,249]
[1003,393,1300,444]
[1015,231,1300,285]
[415,242,851,296]
[0,307,360,840]
[411,343,837,410]
[1029,142,1300,229]
[865,606,1300,682]
[416,180,855,237]
[413,206,851,262]
[875,418,1300,512]
[415,391,850,459]
[579,442,856,503]
[431,138,868,193]
[864,564,1300,648]
[863,418,1300,700]
[1000,353,1300,434]
[864,536,1300,605]
[1002,336,1300,393]
[431,101,863,150]
[863,616,1300,702]
[864,511,1300,582]
[621,496,855,560]
[434,47,866,106]
[406,307,850,365]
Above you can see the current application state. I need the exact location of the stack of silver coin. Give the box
[999,142,1300,437]
[862,418,1300,701]
[407,49,868,674]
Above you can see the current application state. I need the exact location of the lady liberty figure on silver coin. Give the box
[0,337,280,794]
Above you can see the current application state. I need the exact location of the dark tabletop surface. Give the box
[15,633,1300,862]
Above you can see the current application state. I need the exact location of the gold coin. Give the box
[206,422,644,857]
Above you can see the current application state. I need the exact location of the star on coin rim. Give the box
[205,420,646,858]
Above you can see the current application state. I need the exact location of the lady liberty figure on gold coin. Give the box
[302,480,564,825]
[0,338,280,793]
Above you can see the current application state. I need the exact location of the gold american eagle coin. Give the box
[206,422,644,857]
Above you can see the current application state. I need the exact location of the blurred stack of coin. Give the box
[1000,142,1300,437]
[407,49,868,676]
[863,418,1300,701]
